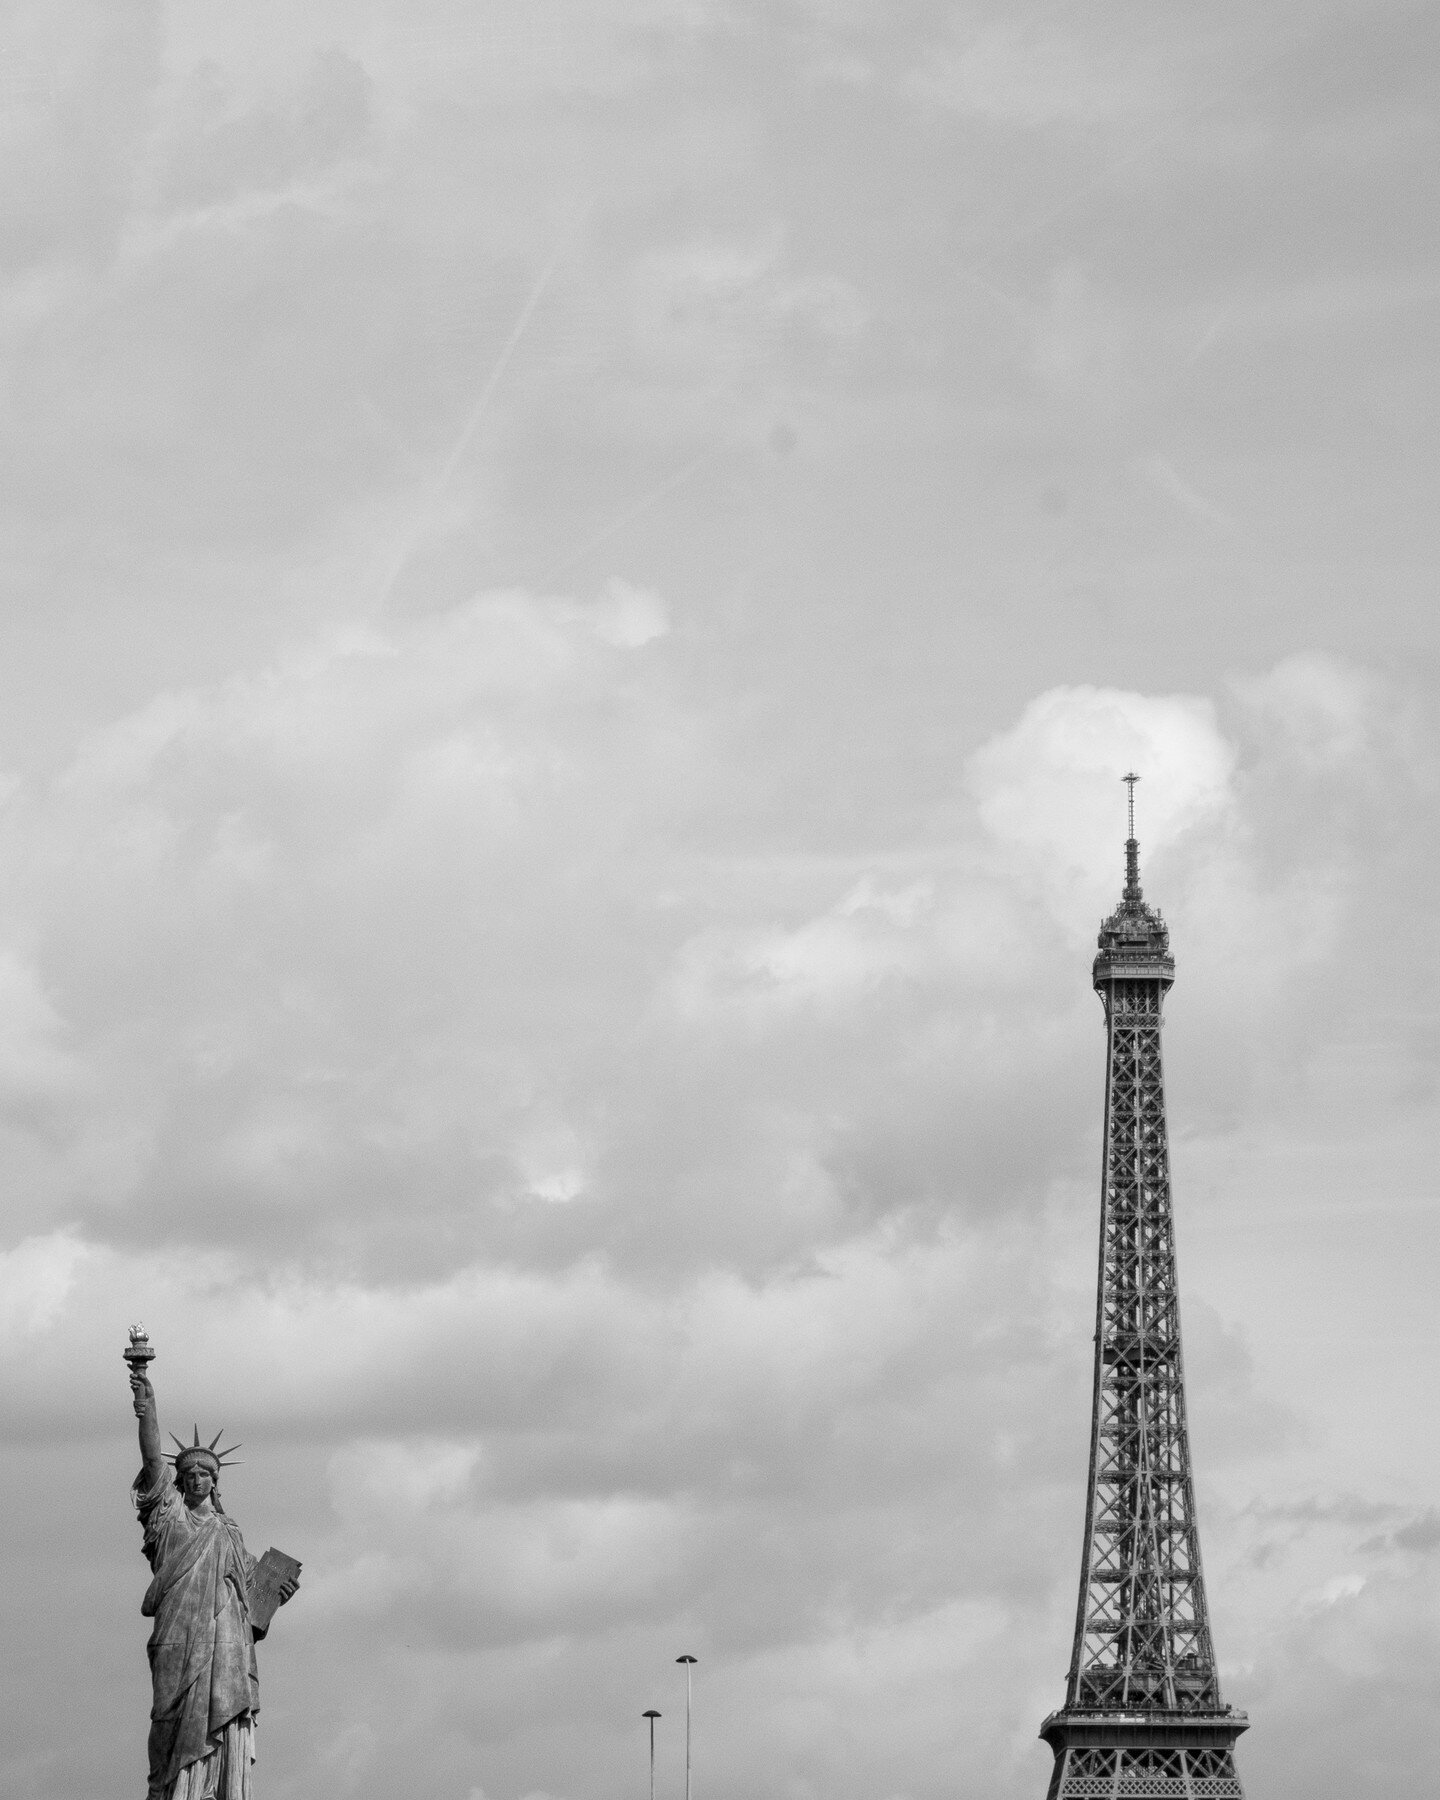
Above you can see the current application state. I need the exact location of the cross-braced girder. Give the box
[1044,1740,1244,1799]
[1068,984,1217,1713]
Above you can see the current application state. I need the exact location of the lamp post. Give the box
[676,1656,697,1800]
[642,1710,660,1800]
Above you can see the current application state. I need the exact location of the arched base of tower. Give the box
[1039,1709,1248,1800]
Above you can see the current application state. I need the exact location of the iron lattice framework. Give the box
[1040,798,1248,1800]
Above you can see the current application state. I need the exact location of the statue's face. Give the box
[181,1464,215,1506]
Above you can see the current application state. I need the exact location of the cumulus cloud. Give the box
[966,681,1236,924]
[0,1231,88,1338]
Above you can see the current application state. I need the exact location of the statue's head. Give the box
[168,1429,241,1510]
[175,1447,220,1505]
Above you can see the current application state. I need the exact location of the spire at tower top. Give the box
[1094,772,1172,988]
[1122,772,1141,901]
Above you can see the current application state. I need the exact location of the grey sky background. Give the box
[0,3,1438,1797]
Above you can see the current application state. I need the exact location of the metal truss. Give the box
[1047,1742,1244,1799]
[1040,821,1247,1800]
[1070,978,1215,1712]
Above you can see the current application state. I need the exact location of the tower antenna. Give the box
[1121,773,1142,900]
[1123,771,1140,841]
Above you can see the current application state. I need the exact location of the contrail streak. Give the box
[535,448,717,589]
[378,247,562,611]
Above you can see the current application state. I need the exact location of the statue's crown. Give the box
[168,1425,243,1476]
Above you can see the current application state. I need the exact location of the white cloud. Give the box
[0,948,85,1097]
[1233,651,1380,769]
[573,577,670,648]
[0,1232,88,1338]
[668,880,930,1019]
[965,683,1237,922]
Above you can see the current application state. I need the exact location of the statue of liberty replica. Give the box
[124,1329,301,1800]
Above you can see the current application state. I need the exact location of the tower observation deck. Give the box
[1039,778,1248,1800]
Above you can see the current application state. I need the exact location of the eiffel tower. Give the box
[1039,778,1248,1800]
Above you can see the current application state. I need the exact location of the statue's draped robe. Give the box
[135,1468,259,1800]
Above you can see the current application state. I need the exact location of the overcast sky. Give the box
[1,4,1438,1798]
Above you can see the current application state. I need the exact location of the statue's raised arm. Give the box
[120,1327,299,1799]
[130,1365,162,1487]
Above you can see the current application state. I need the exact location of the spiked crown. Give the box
[168,1425,243,1479]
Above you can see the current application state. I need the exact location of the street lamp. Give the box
[676,1656,698,1800]
[642,1710,661,1800]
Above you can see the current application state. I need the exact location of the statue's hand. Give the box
[278,1569,301,1604]
[129,1372,155,1417]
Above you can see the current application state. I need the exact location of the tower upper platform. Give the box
[1092,835,1174,992]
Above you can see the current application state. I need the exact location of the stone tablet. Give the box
[249,1548,303,1640]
